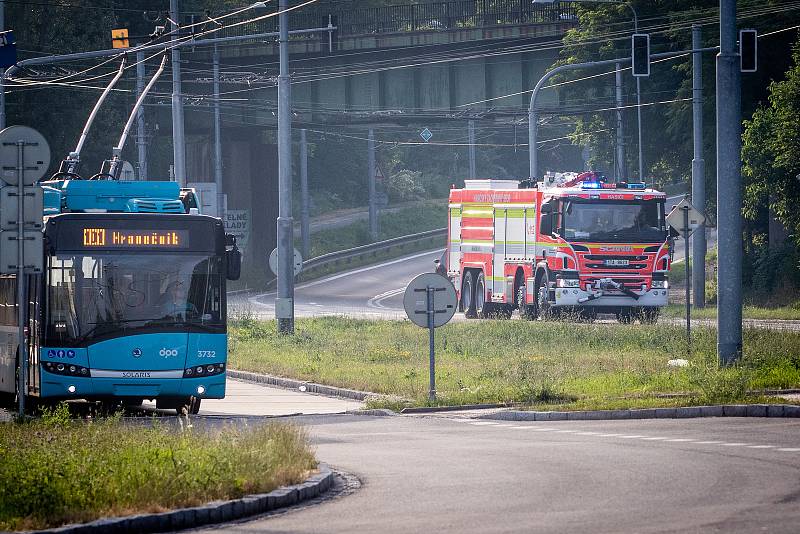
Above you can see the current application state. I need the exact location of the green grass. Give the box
[662,302,800,320]
[310,199,446,257]
[229,317,800,411]
[0,407,316,531]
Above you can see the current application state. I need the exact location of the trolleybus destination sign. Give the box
[82,228,189,248]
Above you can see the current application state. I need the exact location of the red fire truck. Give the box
[444,172,672,322]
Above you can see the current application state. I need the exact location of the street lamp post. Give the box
[534,0,642,179]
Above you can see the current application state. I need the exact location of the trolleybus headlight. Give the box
[185,368,193,376]
[196,385,206,395]
[80,368,88,375]
[651,280,669,289]
[69,366,76,373]
[196,366,204,374]
[67,385,76,394]
[206,365,215,373]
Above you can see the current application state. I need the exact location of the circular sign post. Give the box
[268,247,303,277]
[403,273,457,402]
[0,125,51,185]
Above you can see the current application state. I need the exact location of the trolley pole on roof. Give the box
[276,0,295,334]
[170,0,187,187]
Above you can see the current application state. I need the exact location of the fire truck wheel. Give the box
[462,271,477,318]
[536,276,552,320]
[517,284,535,320]
[616,307,634,323]
[475,272,492,318]
[640,307,660,324]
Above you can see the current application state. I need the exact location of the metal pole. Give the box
[691,24,706,309]
[368,128,377,241]
[213,45,223,217]
[16,141,25,417]
[615,62,625,181]
[716,0,742,365]
[276,0,294,334]
[468,119,476,179]
[684,206,691,357]
[300,128,310,259]
[0,1,5,130]
[631,8,643,181]
[170,0,187,187]
[427,286,436,403]
[135,50,148,181]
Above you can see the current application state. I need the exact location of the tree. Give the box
[742,38,800,247]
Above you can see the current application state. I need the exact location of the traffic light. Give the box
[631,33,650,77]
[740,29,757,73]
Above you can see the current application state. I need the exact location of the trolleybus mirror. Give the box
[226,247,241,281]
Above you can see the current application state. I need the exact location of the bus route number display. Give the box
[83,228,189,249]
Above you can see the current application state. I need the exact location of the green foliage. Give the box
[0,419,315,531]
[742,38,800,248]
[230,317,800,409]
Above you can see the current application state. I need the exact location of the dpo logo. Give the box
[159,348,179,358]
[132,348,142,358]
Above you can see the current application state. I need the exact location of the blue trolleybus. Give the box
[0,180,241,414]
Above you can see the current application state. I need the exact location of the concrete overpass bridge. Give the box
[150,0,578,283]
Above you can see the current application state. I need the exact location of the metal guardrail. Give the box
[262,228,446,288]
[300,227,447,279]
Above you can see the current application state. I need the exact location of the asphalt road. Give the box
[194,414,800,534]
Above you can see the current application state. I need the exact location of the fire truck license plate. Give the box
[605,259,629,266]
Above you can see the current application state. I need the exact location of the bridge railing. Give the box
[219,1,577,40]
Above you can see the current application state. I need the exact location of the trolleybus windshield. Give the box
[45,252,224,346]
[561,199,666,243]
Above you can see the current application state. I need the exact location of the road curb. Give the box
[30,465,335,534]
[476,404,800,422]
[228,369,381,402]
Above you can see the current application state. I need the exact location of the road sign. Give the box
[404,273,457,402]
[0,126,51,185]
[0,230,43,274]
[269,247,303,277]
[666,198,705,237]
[0,31,17,68]
[0,186,43,230]
[374,164,385,182]
[419,128,433,143]
[403,273,457,328]
[111,28,130,49]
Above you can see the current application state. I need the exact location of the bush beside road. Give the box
[0,406,316,531]
[229,317,800,411]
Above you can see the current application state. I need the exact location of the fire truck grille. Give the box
[584,255,648,261]
[584,254,649,270]
[585,277,647,290]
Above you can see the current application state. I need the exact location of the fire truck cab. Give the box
[445,172,671,322]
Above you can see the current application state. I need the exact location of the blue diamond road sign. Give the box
[419,128,433,143]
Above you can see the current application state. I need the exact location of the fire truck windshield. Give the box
[561,199,666,243]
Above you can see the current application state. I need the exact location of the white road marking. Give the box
[641,437,668,441]
[619,435,647,439]
[747,445,776,449]
[367,287,406,310]
[694,441,724,445]
[721,443,749,447]
[776,448,800,452]
[665,438,696,442]
[470,421,499,426]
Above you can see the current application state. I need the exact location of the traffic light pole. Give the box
[529,46,718,180]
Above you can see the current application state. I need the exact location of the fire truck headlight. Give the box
[557,279,580,288]
[652,280,669,289]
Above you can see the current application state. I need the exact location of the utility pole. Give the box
[170,0,187,186]
[716,0,742,364]
[300,128,310,259]
[368,128,377,241]
[213,44,223,217]
[276,0,294,334]
[615,62,625,181]
[691,24,706,308]
[135,50,148,180]
[468,119,476,179]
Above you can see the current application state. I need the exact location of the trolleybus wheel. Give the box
[462,271,477,318]
[536,275,552,320]
[177,396,201,415]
